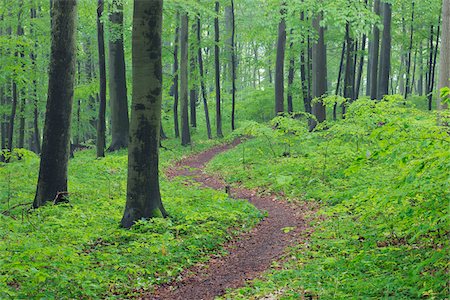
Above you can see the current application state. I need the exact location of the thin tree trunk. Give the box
[334,41,346,120]
[173,14,180,138]
[34,0,77,208]
[343,22,355,115]
[180,13,191,146]
[189,22,197,128]
[96,0,106,158]
[214,1,223,138]
[230,0,237,130]
[370,0,381,100]
[404,1,415,100]
[355,34,367,98]
[275,5,286,115]
[197,17,212,139]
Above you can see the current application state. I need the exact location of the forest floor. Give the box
[148,139,318,300]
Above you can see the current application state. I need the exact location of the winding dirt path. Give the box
[146,139,317,300]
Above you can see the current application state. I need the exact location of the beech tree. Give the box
[34,0,78,208]
[121,0,167,228]
[437,0,449,110]
[108,0,129,151]
[180,13,191,146]
[275,4,286,115]
[96,0,106,158]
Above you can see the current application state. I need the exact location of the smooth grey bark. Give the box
[121,0,167,228]
[275,8,286,115]
[180,13,191,146]
[197,17,212,139]
[309,13,327,131]
[438,0,449,110]
[108,0,129,151]
[214,1,223,138]
[96,0,107,158]
[370,0,380,100]
[377,2,392,100]
[343,22,355,112]
[34,0,77,208]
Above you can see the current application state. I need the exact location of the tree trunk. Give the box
[309,13,327,131]
[230,0,237,130]
[355,34,367,98]
[214,1,223,138]
[438,0,449,110]
[343,22,355,115]
[108,0,129,151]
[287,33,295,114]
[197,17,212,139]
[173,14,180,138]
[404,1,415,100]
[275,6,286,115]
[96,0,107,158]
[121,0,167,228]
[34,0,77,208]
[370,0,381,100]
[189,22,197,128]
[377,2,392,100]
[334,41,346,120]
[180,13,191,146]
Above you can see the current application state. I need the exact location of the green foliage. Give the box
[209,97,450,299]
[0,143,262,298]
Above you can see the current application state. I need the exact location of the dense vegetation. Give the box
[209,97,449,298]
[0,0,449,298]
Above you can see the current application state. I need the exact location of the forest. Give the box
[0,0,449,298]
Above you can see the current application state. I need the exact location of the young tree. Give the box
[180,13,191,146]
[370,0,381,100]
[121,0,167,228]
[108,0,129,151]
[172,14,180,138]
[34,0,78,208]
[275,4,286,115]
[96,0,107,158]
[438,0,449,110]
[230,0,237,130]
[197,16,212,139]
[214,1,223,138]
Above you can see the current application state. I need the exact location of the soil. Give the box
[145,138,317,300]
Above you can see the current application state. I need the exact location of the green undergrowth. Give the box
[0,137,262,298]
[209,97,450,299]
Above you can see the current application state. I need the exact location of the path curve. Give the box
[146,139,316,300]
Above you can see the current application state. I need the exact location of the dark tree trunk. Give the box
[108,0,129,151]
[427,19,440,110]
[96,0,107,158]
[355,34,367,98]
[173,14,180,138]
[214,1,223,138]
[377,2,392,100]
[299,11,311,114]
[343,22,355,115]
[180,13,191,146]
[309,13,327,131]
[122,0,167,228]
[370,0,381,100]
[334,41,346,120]
[275,6,286,115]
[34,0,77,208]
[30,7,41,154]
[404,1,415,100]
[189,22,197,128]
[230,0,237,130]
[18,98,25,148]
[197,17,212,139]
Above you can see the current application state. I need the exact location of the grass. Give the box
[0,135,263,299]
[209,97,449,299]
